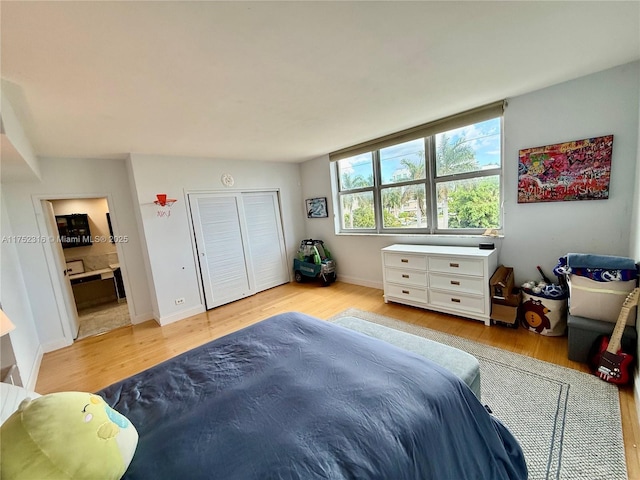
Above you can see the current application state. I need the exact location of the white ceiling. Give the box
[1,1,639,164]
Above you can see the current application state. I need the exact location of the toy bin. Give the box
[520,283,568,336]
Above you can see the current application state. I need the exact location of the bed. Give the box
[97,311,527,479]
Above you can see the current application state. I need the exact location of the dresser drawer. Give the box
[429,289,485,315]
[385,268,428,287]
[429,272,484,295]
[382,244,497,325]
[385,283,428,304]
[384,252,427,270]
[429,256,483,276]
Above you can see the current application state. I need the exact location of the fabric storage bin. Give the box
[520,289,567,336]
[567,274,637,325]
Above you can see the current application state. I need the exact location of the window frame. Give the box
[333,109,504,236]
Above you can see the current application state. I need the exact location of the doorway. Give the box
[48,197,131,339]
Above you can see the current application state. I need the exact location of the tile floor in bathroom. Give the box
[76,300,131,340]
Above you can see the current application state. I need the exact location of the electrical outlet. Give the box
[175,298,185,305]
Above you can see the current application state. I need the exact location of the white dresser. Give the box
[382,244,498,326]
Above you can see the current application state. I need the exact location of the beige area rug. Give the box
[77,301,131,340]
[329,308,627,480]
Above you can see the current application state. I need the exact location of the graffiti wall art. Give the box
[517,135,613,203]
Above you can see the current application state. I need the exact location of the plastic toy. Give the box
[293,239,336,286]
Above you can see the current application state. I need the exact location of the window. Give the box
[332,103,503,234]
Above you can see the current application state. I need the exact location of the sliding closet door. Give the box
[190,191,289,310]
[242,192,289,292]
[190,194,251,309]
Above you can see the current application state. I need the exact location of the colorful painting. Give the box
[517,135,613,203]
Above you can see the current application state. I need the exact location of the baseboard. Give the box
[130,311,154,325]
[336,275,383,290]
[41,337,73,353]
[157,304,206,326]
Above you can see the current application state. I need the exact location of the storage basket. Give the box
[520,285,568,336]
[567,274,637,325]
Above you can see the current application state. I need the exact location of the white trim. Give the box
[31,192,136,344]
[335,276,383,290]
[32,197,77,343]
[22,345,44,392]
[184,189,207,308]
[41,338,72,354]
[185,187,281,195]
[156,304,205,327]
[130,311,154,325]
[185,187,285,311]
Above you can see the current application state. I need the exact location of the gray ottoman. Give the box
[333,316,481,399]
[567,313,637,363]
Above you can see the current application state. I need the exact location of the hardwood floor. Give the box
[36,281,640,477]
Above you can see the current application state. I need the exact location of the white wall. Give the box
[1,158,153,351]
[0,88,41,182]
[0,192,42,390]
[629,73,640,433]
[300,62,639,287]
[128,154,305,325]
[631,90,640,264]
[502,61,639,283]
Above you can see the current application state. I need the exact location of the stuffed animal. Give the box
[0,391,138,479]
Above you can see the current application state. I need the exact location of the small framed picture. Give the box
[306,197,328,218]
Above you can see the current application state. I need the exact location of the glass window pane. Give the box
[380,138,425,185]
[340,191,375,229]
[381,185,427,229]
[435,117,501,177]
[436,175,500,229]
[337,153,374,191]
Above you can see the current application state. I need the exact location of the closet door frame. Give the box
[188,189,288,310]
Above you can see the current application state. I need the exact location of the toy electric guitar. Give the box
[592,288,639,385]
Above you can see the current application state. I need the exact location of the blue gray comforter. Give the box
[98,312,527,479]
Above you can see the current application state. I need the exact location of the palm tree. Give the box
[400,154,426,180]
[341,172,369,228]
[436,134,478,227]
[399,156,426,226]
[382,187,403,226]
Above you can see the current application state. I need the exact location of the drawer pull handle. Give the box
[401,259,409,263]
[402,290,410,294]
[449,262,459,268]
[451,298,461,303]
[450,280,460,285]
[402,274,410,278]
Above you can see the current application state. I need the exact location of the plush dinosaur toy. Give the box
[0,391,138,479]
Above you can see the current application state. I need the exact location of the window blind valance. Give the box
[329,100,506,162]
